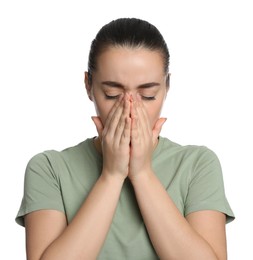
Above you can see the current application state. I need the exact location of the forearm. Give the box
[41,173,124,260]
[130,171,218,260]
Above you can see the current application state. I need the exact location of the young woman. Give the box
[16,18,234,260]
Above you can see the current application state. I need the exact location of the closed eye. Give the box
[142,96,156,101]
[105,94,121,100]
[105,94,156,100]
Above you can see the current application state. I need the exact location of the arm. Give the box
[130,172,226,259]
[25,95,131,260]
[129,97,227,259]
[25,174,124,260]
[25,175,123,260]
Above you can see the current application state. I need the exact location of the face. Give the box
[85,47,169,129]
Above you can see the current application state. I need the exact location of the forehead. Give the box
[95,47,164,82]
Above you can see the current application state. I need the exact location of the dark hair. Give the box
[88,18,170,86]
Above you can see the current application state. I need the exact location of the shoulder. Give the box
[156,137,223,183]
[26,138,95,176]
[157,136,218,164]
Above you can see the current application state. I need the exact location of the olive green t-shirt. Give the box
[16,137,234,259]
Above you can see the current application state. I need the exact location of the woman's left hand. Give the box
[128,95,166,181]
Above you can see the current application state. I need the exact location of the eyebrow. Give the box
[101,81,160,89]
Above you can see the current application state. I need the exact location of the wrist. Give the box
[101,170,127,184]
[129,168,154,186]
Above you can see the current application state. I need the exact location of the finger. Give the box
[132,99,148,144]
[103,97,124,137]
[105,99,125,139]
[152,118,167,143]
[130,99,138,120]
[130,116,139,144]
[91,116,104,140]
[135,100,151,140]
[130,100,140,140]
[121,117,131,145]
[136,95,152,133]
[114,96,131,145]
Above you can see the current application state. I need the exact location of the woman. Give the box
[16,18,234,259]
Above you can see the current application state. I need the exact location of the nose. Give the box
[125,92,137,102]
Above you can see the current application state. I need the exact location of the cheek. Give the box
[93,97,115,125]
[144,103,163,128]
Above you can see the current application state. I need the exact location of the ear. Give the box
[84,71,93,101]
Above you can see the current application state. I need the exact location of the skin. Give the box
[88,47,168,179]
[25,46,227,260]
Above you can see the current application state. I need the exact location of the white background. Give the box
[1,0,252,259]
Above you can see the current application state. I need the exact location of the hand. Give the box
[128,95,166,180]
[92,94,131,180]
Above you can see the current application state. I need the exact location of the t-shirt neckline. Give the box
[88,136,164,160]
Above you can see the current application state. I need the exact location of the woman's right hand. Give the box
[92,94,131,180]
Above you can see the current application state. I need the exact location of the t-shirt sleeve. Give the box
[15,152,65,226]
[184,147,235,223]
